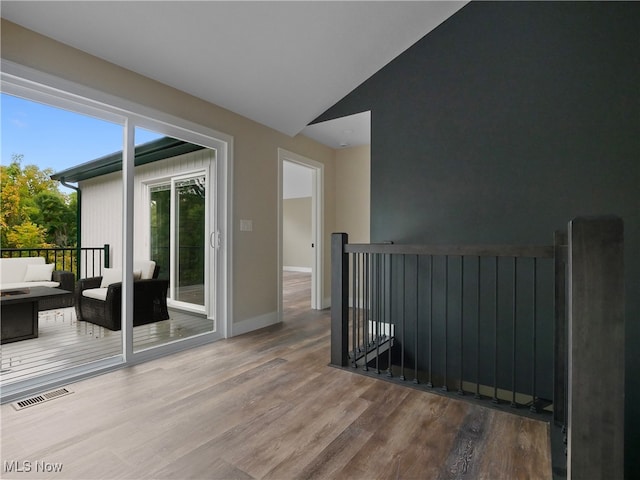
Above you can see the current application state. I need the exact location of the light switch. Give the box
[240,219,253,232]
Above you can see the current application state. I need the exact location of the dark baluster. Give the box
[356,254,361,355]
[375,254,381,374]
[104,244,110,270]
[363,252,369,371]
[387,253,393,377]
[511,257,518,408]
[493,256,499,404]
[442,255,449,392]
[531,258,538,413]
[86,249,90,278]
[427,255,434,388]
[413,255,419,384]
[458,256,464,395]
[400,255,406,381]
[352,252,357,367]
[70,248,74,279]
[380,253,386,374]
[475,256,481,399]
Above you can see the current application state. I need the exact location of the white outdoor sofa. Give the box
[0,256,75,309]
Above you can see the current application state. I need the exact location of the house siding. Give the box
[80,148,214,270]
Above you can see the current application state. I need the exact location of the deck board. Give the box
[1,305,212,384]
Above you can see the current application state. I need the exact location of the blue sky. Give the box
[1,93,161,175]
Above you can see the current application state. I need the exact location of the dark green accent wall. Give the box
[315,2,639,477]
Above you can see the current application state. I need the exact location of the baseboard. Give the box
[322,297,331,309]
[283,266,312,273]
[231,311,281,337]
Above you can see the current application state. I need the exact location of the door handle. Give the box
[210,231,221,249]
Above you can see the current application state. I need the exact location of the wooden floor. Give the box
[0,272,552,479]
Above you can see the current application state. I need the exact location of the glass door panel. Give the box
[134,126,215,352]
[150,184,170,283]
[175,176,206,306]
[0,92,124,386]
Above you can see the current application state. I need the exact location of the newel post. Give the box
[553,230,568,427]
[567,216,624,479]
[331,233,349,367]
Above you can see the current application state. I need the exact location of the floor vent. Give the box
[12,388,74,411]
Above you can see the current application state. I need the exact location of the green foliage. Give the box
[5,220,50,248]
[1,154,76,248]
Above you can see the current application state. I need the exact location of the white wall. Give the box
[283,197,312,270]
[335,145,370,243]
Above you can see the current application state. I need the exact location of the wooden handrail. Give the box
[344,243,554,258]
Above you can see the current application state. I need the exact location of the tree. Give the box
[1,154,76,248]
[5,220,49,248]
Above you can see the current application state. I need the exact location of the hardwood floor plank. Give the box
[477,413,552,480]
[293,424,374,480]
[0,272,552,479]
[435,406,489,479]
[154,456,255,480]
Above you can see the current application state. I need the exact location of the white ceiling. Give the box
[1,1,466,145]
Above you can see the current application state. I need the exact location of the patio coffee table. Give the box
[0,286,70,344]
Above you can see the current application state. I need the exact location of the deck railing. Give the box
[1,245,110,279]
[331,216,624,479]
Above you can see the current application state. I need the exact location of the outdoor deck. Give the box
[0,272,552,479]
[1,306,212,385]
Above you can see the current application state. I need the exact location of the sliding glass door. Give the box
[175,176,206,306]
[1,64,229,402]
[150,174,208,310]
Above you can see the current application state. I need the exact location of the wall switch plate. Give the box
[240,219,253,232]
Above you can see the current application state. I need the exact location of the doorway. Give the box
[148,171,210,313]
[278,149,323,315]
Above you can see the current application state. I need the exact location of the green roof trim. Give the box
[51,137,206,183]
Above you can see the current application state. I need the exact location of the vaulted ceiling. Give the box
[1,1,467,146]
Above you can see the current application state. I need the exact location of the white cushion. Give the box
[1,257,46,284]
[82,287,108,301]
[99,268,143,288]
[134,260,156,280]
[2,281,59,290]
[23,263,55,282]
[100,268,122,288]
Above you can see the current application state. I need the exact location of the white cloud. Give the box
[11,118,28,128]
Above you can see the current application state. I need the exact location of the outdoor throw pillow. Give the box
[23,263,55,282]
[100,268,122,288]
[100,268,142,287]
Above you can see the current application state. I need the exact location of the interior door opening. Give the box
[278,149,324,315]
